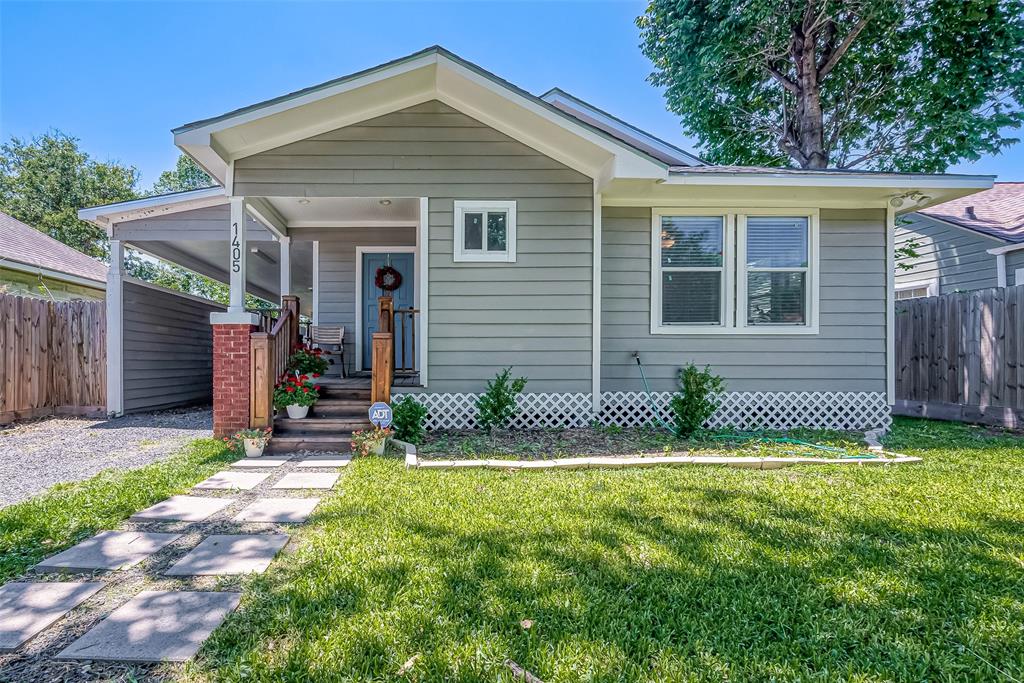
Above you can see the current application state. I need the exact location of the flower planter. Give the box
[243,439,265,458]
[286,404,310,419]
[369,438,387,456]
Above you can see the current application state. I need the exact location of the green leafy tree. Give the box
[149,154,213,195]
[637,0,1024,171]
[0,131,138,257]
[476,368,527,432]
[669,363,725,438]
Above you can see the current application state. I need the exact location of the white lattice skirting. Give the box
[395,391,892,432]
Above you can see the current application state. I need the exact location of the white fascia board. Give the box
[246,197,288,240]
[542,88,704,167]
[906,213,1008,244]
[664,172,994,190]
[438,55,663,180]
[987,242,1024,255]
[78,187,227,230]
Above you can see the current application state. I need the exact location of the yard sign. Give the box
[369,402,393,428]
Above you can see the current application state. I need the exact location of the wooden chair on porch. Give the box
[310,325,346,378]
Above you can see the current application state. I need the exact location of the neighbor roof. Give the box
[918,182,1024,242]
[0,211,107,284]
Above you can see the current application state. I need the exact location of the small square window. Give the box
[454,201,517,263]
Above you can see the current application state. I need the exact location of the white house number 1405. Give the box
[231,222,241,273]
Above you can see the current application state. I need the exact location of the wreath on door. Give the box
[374,265,403,292]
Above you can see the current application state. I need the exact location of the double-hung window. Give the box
[453,200,517,263]
[652,209,818,334]
[655,214,731,330]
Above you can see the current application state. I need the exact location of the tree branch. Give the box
[818,15,870,79]
[763,64,800,94]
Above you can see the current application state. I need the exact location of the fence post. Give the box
[250,332,273,429]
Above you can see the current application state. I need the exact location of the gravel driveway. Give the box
[0,408,213,509]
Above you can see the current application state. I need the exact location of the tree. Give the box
[149,154,213,195]
[637,0,1024,171]
[0,131,138,257]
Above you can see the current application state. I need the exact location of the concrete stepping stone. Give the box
[296,455,352,468]
[231,456,292,468]
[164,534,289,576]
[56,590,240,662]
[130,496,234,522]
[233,498,320,523]
[194,471,269,490]
[272,472,339,489]
[0,582,104,652]
[35,531,181,573]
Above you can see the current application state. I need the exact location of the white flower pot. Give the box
[286,404,310,419]
[370,439,387,455]
[243,439,264,458]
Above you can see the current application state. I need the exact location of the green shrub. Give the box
[669,363,725,438]
[476,367,527,432]
[392,395,428,444]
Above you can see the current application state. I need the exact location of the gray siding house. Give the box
[80,47,992,436]
[895,183,1024,297]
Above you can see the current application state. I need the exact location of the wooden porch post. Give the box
[282,295,300,350]
[249,331,273,428]
[371,332,393,405]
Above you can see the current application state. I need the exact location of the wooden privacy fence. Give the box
[0,294,106,423]
[895,285,1024,426]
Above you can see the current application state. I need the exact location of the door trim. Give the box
[354,245,418,372]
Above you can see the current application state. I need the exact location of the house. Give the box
[78,46,993,440]
[0,211,107,300]
[895,182,1024,298]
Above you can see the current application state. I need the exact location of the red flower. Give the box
[314,385,321,391]
[302,387,310,393]
[312,373,320,378]
[286,386,296,393]
[300,375,309,382]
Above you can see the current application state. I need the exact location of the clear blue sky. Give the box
[1,1,1020,187]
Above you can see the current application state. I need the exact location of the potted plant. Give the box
[288,345,330,376]
[351,426,393,456]
[224,427,273,458]
[274,374,321,419]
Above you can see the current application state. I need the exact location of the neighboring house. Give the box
[895,182,1024,298]
[78,46,992,437]
[0,211,107,300]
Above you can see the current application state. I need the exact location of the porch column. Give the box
[210,195,260,436]
[106,239,124,417]
[279,235,292,299]
[229,196,248,313]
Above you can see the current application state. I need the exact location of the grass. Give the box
[190,417,1024,682]
[0,438,232,582]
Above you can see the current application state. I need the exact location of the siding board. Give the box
[601,206,887,392]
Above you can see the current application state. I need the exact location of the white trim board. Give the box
[418,197,429,387]
[353,245,418,373]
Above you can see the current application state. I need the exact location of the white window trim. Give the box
[895,278,938,298]
[650,209,734,334]
[651,207,820,335]
[453,200,517,263]
[737,210,820,335]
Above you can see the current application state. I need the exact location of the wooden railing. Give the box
[393,307,419,374]
[250,295,299,428]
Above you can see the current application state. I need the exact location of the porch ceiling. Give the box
[132,238,315,313]
[268,196,418,227]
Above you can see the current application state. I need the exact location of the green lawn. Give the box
[191,418,1024,682]
[0,438,233,582]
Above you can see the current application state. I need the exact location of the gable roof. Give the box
[173,45,669,186]
[539,88,703,167]
[0,211,107,284]
[917,182,1024,242]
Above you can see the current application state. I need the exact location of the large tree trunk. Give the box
[792,25,829,169]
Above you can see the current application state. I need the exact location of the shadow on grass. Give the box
[197,454,1024,682]
[0,438,232,582]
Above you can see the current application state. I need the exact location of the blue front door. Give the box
[362,252,415,368]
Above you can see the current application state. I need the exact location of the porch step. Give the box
[266,435,351,454]
[274,417,373,434]
[311,400,371,418]
[318,387,371,401]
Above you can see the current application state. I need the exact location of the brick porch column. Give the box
[212,322,255,437]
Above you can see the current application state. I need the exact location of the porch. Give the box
[87,189,425,436]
